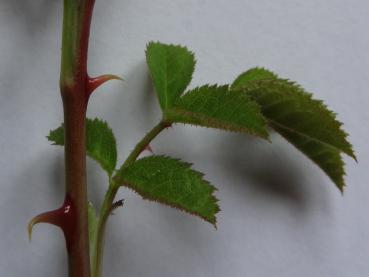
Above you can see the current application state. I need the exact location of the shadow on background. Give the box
[219,133,313,211]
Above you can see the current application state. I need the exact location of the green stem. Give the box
[121,121,170,169]
[91,121,170,277]
[91,182,118,277]
[61,0,94,86]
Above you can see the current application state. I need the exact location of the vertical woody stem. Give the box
[60,0,96,276]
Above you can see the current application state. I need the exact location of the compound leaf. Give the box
[146,42,196,110]
[114,155,219,226]
[48,118,117,176]
[164,85,268,138]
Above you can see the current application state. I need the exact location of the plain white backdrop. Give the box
[0,0,368,276]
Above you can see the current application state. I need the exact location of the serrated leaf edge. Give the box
[165,84,270,139]
[237,78,356,160]
[145,41,197,109]
[113,155,220,227]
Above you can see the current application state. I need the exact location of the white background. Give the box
[0,0,368,276]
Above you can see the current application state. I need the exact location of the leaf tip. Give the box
[337,185,345,195]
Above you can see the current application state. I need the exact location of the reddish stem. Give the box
[30,1,121,276]
[60,0,96,276]
[62,88,90,277]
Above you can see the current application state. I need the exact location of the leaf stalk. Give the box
[91,121,170,276]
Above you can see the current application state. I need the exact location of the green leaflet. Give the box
[48,118,117,176]
[164,85,269,138]
[146,42,196,110]
[232,72,355,190]
[114,155,219,226]
[241,79,355,158]
[274,125,346,191]
[231,67,278,90]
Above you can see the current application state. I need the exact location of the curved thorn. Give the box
[87,74,123,96]
[28,216,38,242]
[28,209,63,242]
[27,196,74,243]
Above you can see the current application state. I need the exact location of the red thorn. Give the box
[28,195,75,250]
[87,74,123,96]
[143,144,153,154]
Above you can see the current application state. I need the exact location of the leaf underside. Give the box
[114,155,220,226]
[232,69,355,190]
[164,84,269,138]
[146,41,196,110]
[48,118,117,176]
